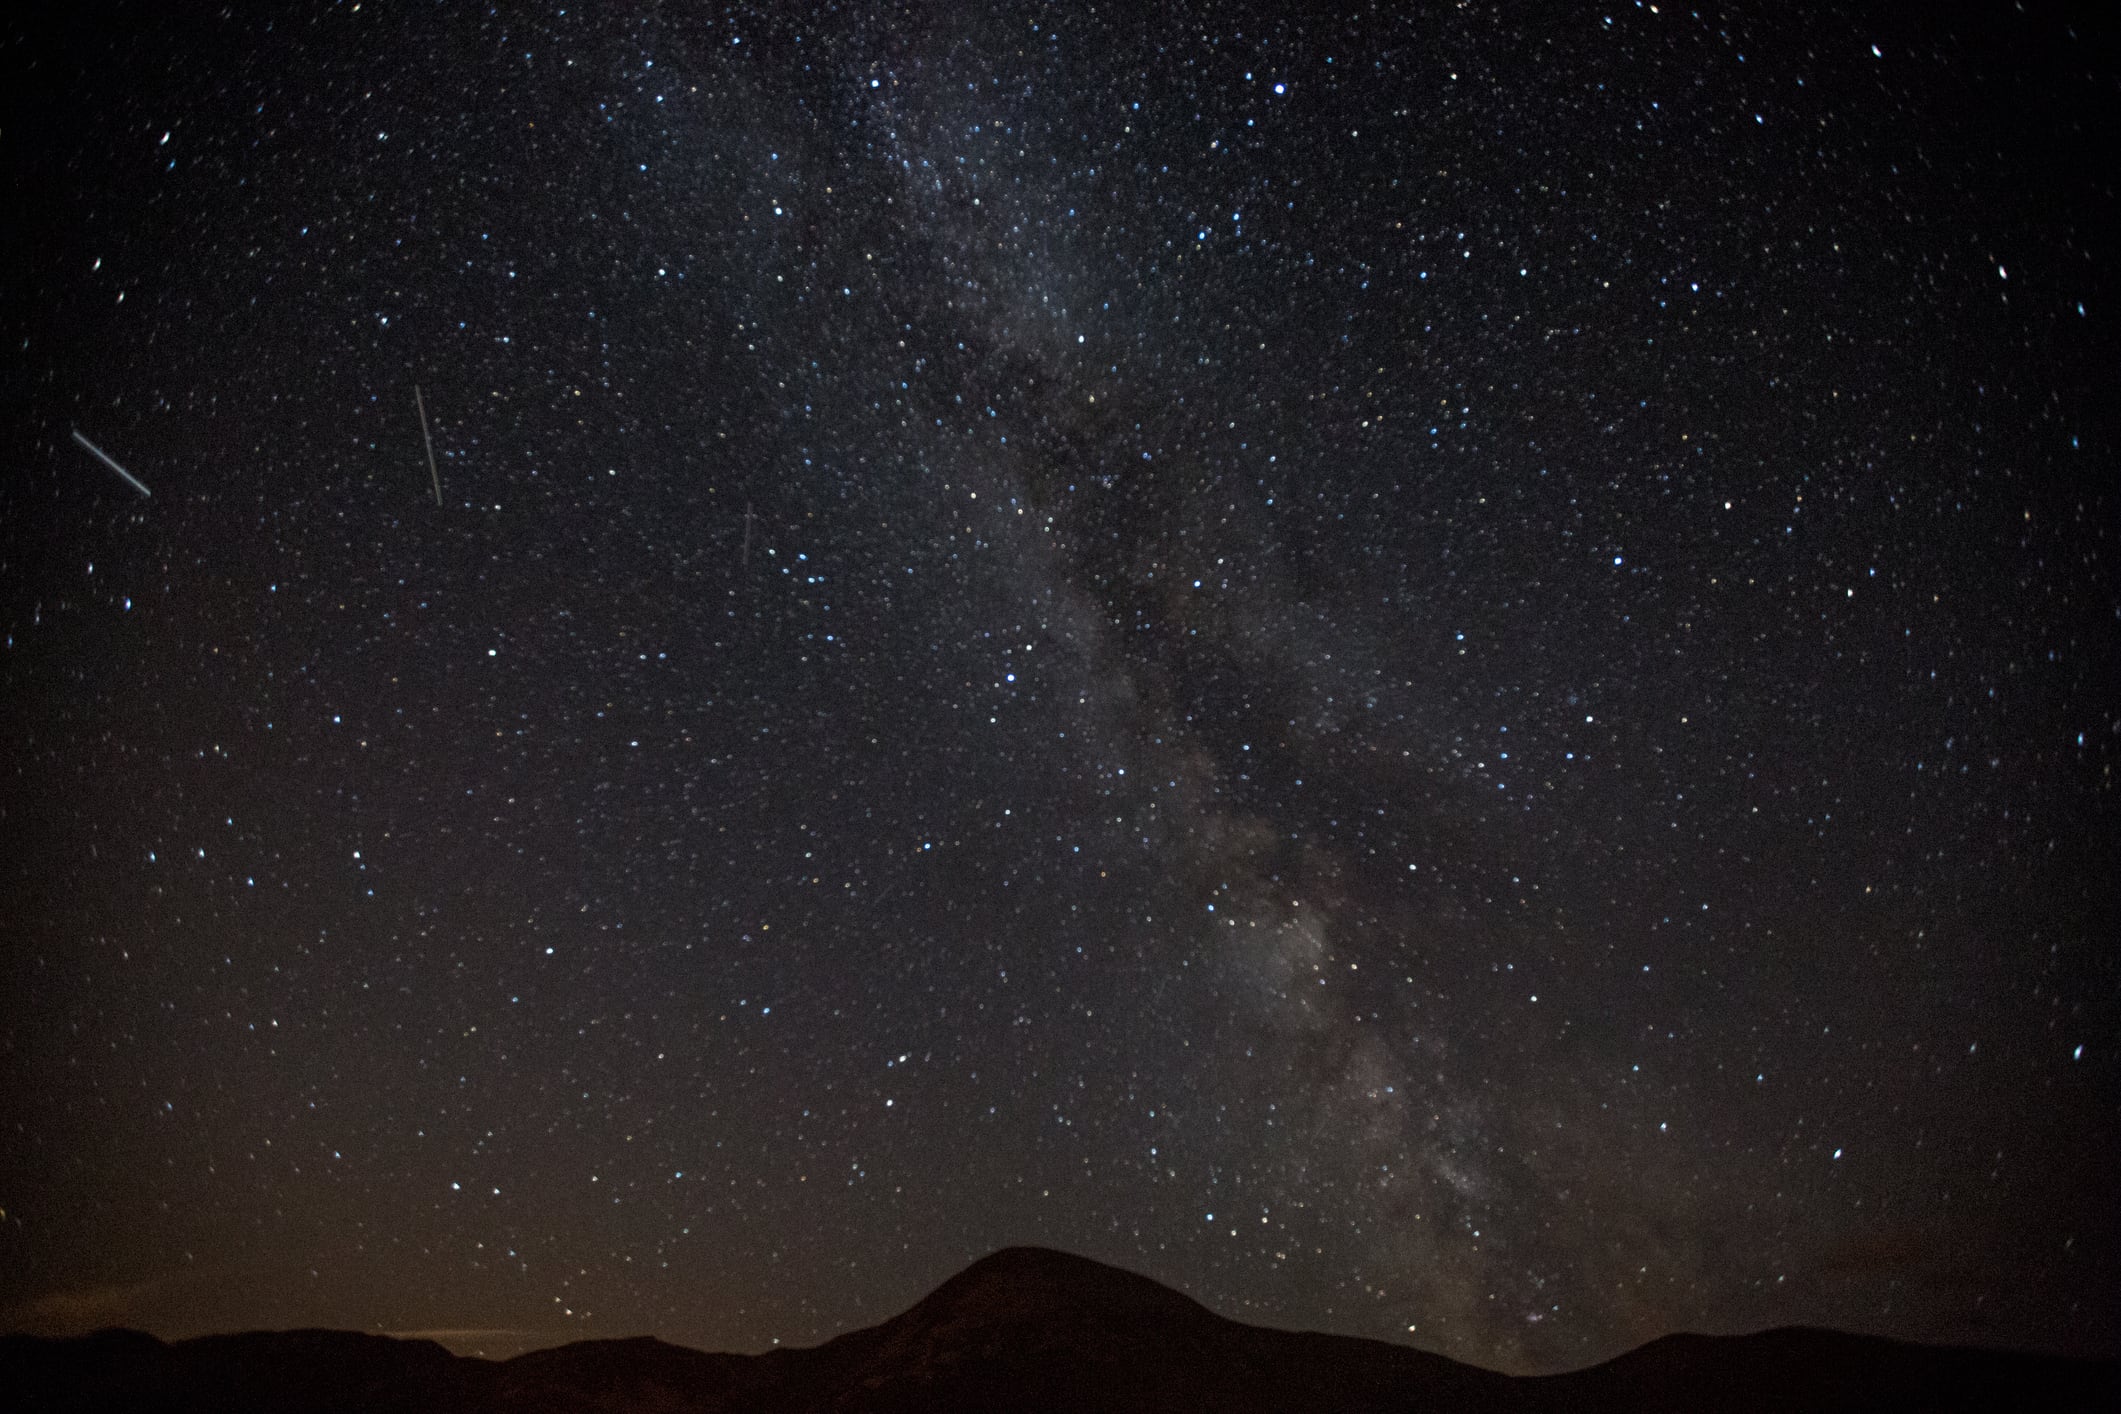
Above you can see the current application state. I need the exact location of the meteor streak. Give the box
[70,429,151,498]
[415,384,441,506]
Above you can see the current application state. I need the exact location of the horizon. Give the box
[8,1241,2115,1372]
[4,1241,2112,1376]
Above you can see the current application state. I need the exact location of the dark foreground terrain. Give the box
[6,1247,2114,1412]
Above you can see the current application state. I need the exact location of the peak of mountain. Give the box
[869,1245,1224,1352]
[802,1244,1372,1413]
[927,1244,1216,1314]
[5,1249,2114,1412]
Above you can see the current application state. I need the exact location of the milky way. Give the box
[3,2,2115,1375]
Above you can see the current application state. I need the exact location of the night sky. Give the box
[3,1,2117,1378]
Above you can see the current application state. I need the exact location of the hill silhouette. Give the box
[5,1246,2113,1412]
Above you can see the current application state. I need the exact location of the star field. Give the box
[2,0,2116,1376]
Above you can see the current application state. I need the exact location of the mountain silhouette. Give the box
[5,1246,2113,1412]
